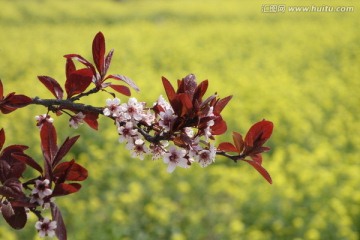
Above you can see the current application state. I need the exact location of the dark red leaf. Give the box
[106,74,139,92]
[53,160,88,182]
[11,153,43,173]
[0,178,24,198]
[53,135,80,168]
[51,203,67,240]
[83,112,99,130]
[40,122,58,179]
[162,76,176,102]
[65,58,76,79]
[178,74,197,96]
[217,142,238,152]
[109,84,131,96]
[245,120,273,147]
[232,132,244,153]
[0,80,3,98]
[210,116,227,135]
[193,80,208,103]
[178,94,193,117]
[0,128,4,151]
[38,76,64,100]
[4,94,32,110]
[104,49,114,75]
[92,32,106,75]
[0,161,10,183]
[65,68,93,98]
[52,183,81,197]
[1,203,27,229]
[64,54,96,75]
[214,95,233,115]
[244,160,272,184]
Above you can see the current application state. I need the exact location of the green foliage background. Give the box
[0,0,359,239]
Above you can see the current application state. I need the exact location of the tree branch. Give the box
[31,97,103,115]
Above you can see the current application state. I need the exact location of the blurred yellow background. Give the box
[0,0,359,239]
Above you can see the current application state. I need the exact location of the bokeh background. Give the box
[1,0,359,239]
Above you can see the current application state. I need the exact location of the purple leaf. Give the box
[65,68,93,98]
[109,84,131,96]
[40,122,58,179]
[106,74,139,92]
[0,178,24,198]
[104,49,114,76]
[1,203,27,229]
[51,203,67,240]
[38,76,64,100]
[53,135,80,168]
[0,128,4,151]
[12,153,43,173]
[92,32,106,75]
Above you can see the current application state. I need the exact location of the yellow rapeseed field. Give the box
[0,0,359,239]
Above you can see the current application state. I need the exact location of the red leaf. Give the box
[92,32,106,75]
[53,135,80,168]
[245,160,272,184]
[210,116,227,135]
[53,160,88,182]
[217,142,238,152]
[193,80,208,102]
[52,183,81,197]
[5,94,32,110]
[1,203,27,230]
[51,203,67,240]
[178,93,193,117]
[38,76,64,100]
[214,95,233,115]
[245,120,273,147]
[11,153,43,173]
[104,49,114,75]
[0,128,4,151]
[109,84,131,96]
[40,122,58,179]
[83,112,99,130]
[162,76,176,102]
[0,80,3,98]
[64,54,97,76]
[0,178,24,198]
[65,68,93,98]
[106,74,139,92]
[232,132,244,153]
[65,58,76,79]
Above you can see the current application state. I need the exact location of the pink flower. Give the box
[120,98,144,121]
[35,218,57,238]
[117,121,138,143]
[163,146,189,173]
[32,179,52,199]
[159,109,176,131]
[103,98,121,117]
[149,141,168,160]
[35,114,54,128]
[155,95,172,111]
[69,112,85,129]
[126,138,148,160]
[196,144,216,168]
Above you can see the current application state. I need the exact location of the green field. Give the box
[1,0,359,239]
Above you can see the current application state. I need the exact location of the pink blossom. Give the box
[126,138,148,160]
[163,146,189,173]
[120,98,144,121]
[196,144,216,168]
[69,112,85,129]
[32,179,52,199]
[117,121,138,143]
[103,98,121,117]
[156,95,172,111]
[159,109,176,131]
[35,114,54,128]
[35,218,57,238]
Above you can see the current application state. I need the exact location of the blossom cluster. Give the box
[103,94,217,173]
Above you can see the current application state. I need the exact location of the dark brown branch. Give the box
[216,151,247,162]
[31,97,103,115]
